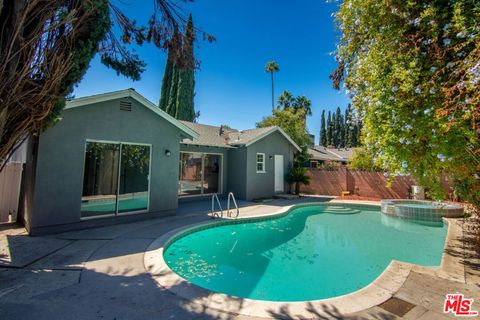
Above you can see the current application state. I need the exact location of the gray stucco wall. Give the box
[245,131,295,200]
[29,97,182,233]
[179,144,229,199]
[226,147,247,200]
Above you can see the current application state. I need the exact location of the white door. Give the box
[274,155,284,193]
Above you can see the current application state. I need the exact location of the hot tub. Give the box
[381,199,464,222]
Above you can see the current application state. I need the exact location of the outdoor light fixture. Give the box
[269,155,273,159]
[165,149,171,157]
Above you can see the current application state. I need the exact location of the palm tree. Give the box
[265,60,279,114]
[277,90,294,110]
[293,95,312,125]
[285,167,311,195]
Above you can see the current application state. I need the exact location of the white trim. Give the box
[256,153,266,173]
[178,151,224,197]
[244,127,301,152]
[65,89,199,140]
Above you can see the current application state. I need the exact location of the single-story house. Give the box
[308,145,355,168]
[21,89,300,234]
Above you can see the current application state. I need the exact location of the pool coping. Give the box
[144,201,462,318]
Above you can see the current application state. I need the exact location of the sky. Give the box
[73,0,350,144]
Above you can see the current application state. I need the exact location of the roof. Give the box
[65,89,199,140]
[309,145,356,162]
[180,122,301,152]
[179,121,237,148]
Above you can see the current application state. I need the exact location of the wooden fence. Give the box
[300,167,418,199]
[0,163,23,223]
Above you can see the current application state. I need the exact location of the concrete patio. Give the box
[0,197,479,319]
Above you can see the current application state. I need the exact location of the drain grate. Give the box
[378,297,416,317]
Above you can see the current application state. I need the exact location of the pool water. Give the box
[399,203,440,208]
[164,205,447,301]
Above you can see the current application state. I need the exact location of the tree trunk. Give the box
[295,182,300,195]
[271,72,274,114]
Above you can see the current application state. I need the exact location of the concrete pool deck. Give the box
[1,197,479,319]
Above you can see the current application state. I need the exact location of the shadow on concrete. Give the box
[267,302,397,320]
[444,218,480,277]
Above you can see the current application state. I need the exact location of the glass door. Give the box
[118,144,150,213]
[81,141,151,218]
[81,142,120,218]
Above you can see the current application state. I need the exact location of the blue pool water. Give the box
[164,205,447,301]
[398,203,440,208]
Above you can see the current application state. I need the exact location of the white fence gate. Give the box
[0,162,23,223]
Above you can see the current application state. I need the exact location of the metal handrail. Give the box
[227,192,239,218]
[211,193,223,218]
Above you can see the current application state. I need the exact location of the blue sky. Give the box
[74,0,350,143]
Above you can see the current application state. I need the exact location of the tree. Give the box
[286,167,311,195]
[159,44,175,112]
[277,90,294,110]
[320,110,327,146]
[326,111,332,146]
[331,0,479,205]
[265,61,279,114]
[348,149,382,172]
[0,0,213,164]
[175,14,196,121]
[256,108,311,149]
[166,67,179,117]
[293,95,312,124]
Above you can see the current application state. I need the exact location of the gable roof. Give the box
[309,145,356,162]
[179,121,237,148]
[180,121,301,152]
[65,89,198,139]
[229,126,301,151]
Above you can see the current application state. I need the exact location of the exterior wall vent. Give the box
[119,100,132,111]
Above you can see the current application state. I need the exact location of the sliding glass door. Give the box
[81,143,120,217]
[81,141,151,218]
[118,144,150,213]
[179,152,222,196]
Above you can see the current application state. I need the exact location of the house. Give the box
[308,145,355,168]
[20,89,300,234]
[179,121,300,201]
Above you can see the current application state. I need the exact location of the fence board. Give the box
[0,163,23,223]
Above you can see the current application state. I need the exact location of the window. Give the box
[81,141,150,218]
[179,152,222,196]
[256,153,265,173]
[310,160,319,169]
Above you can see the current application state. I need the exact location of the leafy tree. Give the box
[265,60,280,114]
[331,0,480,205]
[0,0,213,164]
[320,110,327,146]
[348,149,382,172]
[175,15,196,121]
[286,167,311,195]
[256,108,311,149]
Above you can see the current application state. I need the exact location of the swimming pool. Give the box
[164,204,447,301]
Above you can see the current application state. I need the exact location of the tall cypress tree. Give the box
[159,47,174,111]
[320,110,327,146]
[332,107,339,147]
[175,14,196,121]
[166,67,179,116]
[326,111,332,146]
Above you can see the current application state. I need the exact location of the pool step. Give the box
[323,206,361,215]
